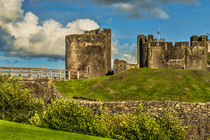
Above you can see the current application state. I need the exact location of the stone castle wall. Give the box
[78,100,210,139]
[114,59,138,74]
[65,28,111,79]
[137,35,208,70]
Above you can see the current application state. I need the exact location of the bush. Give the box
[0,76,44,123]
[31,99,189,140]
[156,109,190,140]
[39,99,94,134]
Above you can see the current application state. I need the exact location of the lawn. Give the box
[54,68,210,102]
[0,120,112,140]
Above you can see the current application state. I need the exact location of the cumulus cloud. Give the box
[0,0,137,63]
[0,0,99,60]
[0,0,23,24]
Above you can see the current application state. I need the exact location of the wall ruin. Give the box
[114,59,138,74]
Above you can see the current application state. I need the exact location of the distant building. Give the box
[137,34,208,70]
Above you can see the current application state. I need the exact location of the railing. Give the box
[0,67,81,80]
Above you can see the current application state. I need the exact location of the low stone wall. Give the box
[77,100,210,139]
[24,79,63,103]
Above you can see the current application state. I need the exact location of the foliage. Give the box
[0,75,191,139]
[54,68,210,103]
[38,99,94,134]
[0,76,44,123]
[30,99,190,140]
[156,109,191,140]
[0,120,111,140]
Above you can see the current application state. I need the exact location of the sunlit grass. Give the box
[0,120,112,140]
[54,68,210,102]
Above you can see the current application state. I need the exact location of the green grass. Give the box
[54,68,210,103]
[0,120,112,140]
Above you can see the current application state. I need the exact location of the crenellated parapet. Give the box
[137,34,208,70]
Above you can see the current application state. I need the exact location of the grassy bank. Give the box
[54,68,210,102]
[0,120,111,140]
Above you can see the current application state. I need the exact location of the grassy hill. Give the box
[0,120,112,140]
[54,68,210,103]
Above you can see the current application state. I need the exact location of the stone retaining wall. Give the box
[24,79,209,139]
[77,100,210,139]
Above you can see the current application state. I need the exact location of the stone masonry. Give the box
[137,34,208,70]
[77,100,210,139]
[65,28,111,79]
[114,59,138,74]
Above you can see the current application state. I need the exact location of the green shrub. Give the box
[31,99,189,140]
[39,99,94,134]
[156,109,190,140]
[0,76,44,123]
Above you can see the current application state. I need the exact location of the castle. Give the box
[65,28,111,79]
[137,34,208,70]
[66,28,209,78]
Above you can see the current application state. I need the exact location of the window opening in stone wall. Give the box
[88,66,91,73]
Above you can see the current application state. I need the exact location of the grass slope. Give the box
[54,68,210,103]
[0,120,111,140]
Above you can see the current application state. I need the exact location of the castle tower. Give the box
[65,28,111,79]
[137,35,147,68]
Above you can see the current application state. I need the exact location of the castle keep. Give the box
[65,28,111,79]
[137,34,208,70]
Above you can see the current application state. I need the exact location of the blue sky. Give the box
[0,0,210,69]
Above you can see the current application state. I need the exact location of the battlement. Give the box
[137,34,208,70]
[84,28,111,35]
[66,28,111,44]
[138,34,207,48]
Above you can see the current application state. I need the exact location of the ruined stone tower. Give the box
[137,34,208,70]
[65,28,111,79]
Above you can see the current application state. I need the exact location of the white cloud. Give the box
[153,8,169,19]
[120,43,137,64]
[0,0,100,59]
[111,39,137,65]
[114,3,134,11]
